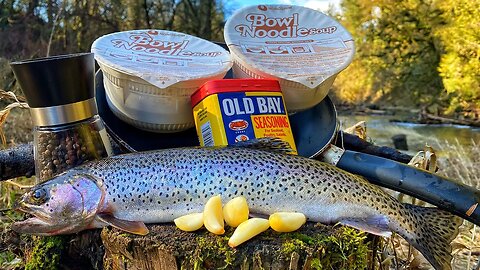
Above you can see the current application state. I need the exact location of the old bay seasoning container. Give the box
[191,79,297,154]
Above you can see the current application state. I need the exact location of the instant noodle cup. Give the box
[224,5,354,112]
[91,30,232,132]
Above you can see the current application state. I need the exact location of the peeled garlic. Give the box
[203,195,225,235]
[223,196,249,227]
[269,212,306,232]
[228,218,270,248]
[174,213,204,232]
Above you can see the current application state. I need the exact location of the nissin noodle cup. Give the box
[91,30,232,133]
[191,79,297,154]
[224,5,355,112]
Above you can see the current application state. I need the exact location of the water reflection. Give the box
[338,115,480,154]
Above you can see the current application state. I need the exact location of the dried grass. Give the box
[436,139,480,270]
[383,139,480,270]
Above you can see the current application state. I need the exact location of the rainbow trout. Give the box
[13,145,461,270]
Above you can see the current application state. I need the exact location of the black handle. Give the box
[336,150,480,225]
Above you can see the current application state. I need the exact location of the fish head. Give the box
[12,172,105,235]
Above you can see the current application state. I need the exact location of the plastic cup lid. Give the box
[91,30,232,88]
[224,5,355,89]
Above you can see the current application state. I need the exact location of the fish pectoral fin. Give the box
[339,216,392,237]
[97,213,149,235]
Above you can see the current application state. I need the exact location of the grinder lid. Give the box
[10,53,95,108]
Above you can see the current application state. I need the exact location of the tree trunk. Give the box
[47,0,54,26]
[143,0,152,29]
[125,0,143,30]
[26,0,39,17]
[199,0,213,40]
[165,0,177,30]
[419,112,480,127]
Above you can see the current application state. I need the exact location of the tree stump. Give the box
[2,222,374,269]
[100,223,373,270]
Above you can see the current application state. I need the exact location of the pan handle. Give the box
[336,150,480,225]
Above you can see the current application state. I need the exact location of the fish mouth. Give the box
[11,216,57,235]
[15,200,51,222]
[12,203,85,235]
[12,174,104,235]
[12,201,73,235]
[12,196,56,235]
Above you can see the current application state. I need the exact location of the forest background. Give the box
[0,0,478,121]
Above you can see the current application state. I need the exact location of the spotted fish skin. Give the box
[14,147,461,270]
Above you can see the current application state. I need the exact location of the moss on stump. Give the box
[19,230,104,270]
[25,236,65,270]
[102,222,372,270]
[17,222,373,269]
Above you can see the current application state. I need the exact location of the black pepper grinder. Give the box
[10,53,112,182]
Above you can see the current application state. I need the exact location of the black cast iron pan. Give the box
[95,70,336,158]
[94,40,337,155]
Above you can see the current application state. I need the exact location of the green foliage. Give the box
[335,0,479,117]
[1,0,477,117]
[436,0,480,113]
[181,225,369,269]
[280,227,369,270]
[25,236,65,270]
[337,0,445,107]
[0,250,22,269]
[333,60,376,104]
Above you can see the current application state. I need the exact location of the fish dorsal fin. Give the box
[97,213,149,235]
[339,215,392,237]
[232,137,293,154]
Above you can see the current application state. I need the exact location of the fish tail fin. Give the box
[399,204,463,270]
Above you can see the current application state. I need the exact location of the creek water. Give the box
[339,114,480,192]
[338,115,480,154]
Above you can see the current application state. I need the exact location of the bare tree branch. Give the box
[143,0,152,28]
[46,1,64,57]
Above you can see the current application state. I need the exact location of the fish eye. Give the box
[31,188,47,203]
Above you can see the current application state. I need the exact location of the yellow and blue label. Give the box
[193,91,297,154]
